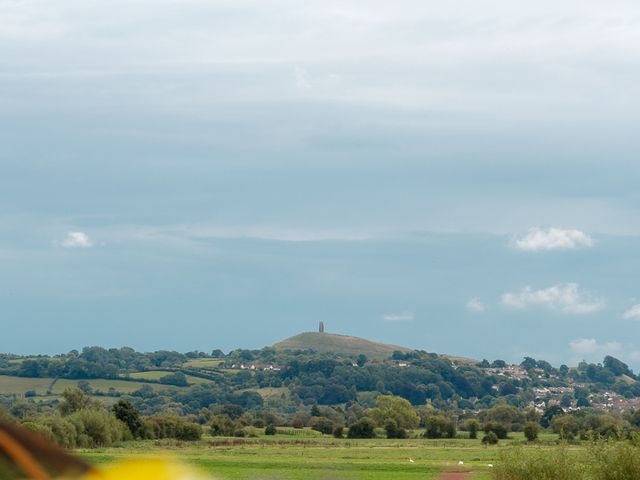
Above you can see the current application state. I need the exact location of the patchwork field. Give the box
[0,375,186,396]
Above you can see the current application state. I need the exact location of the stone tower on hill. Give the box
[319,321,325,333]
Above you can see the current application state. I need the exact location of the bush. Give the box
[146,414,201,441]
[68,408,128,447]
[113,400,144,438]
[347,418,376,439]
[464,419,479,439]
[209,414,237,437]
[494,446,585,480]
[484,422,508,439]
[310,417,335,435]
[384,420,407,439]
[333,425,344,438]
[482,431,499,445]
[176,422,202,441]
[265,424,277,435]
[159,372,188,387]
[523,421,539,442]
[424,416,456,439]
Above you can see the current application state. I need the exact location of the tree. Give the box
[59,388,92,415]
[159,372,188,386]
[265,424,277,435]
[347,418,376,439]
[523,421,539,441]
[482,431,498,445]
[310,417,335,435]
[356,354,367,367]
[464,419,479,439]
[384,419,407,439]
[210,414,237,436]
[113,400,144,438]
[368,395,419,429]
[333,425,344,438]
[424,416,456,439]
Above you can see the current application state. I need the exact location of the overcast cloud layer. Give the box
[1,0,640,368]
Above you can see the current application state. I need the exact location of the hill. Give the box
[272,332,411,360]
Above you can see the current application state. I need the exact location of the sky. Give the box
[1,0,640,368]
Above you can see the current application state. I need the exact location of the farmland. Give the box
[78,432,534,480]
[0,375,185,397]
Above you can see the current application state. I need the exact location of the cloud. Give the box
[466,298,486,313]
[382,311,414,322]
[61,231,93,248]
[512,228,593,252]
[569,338,622,355]
[568,338,640,366]
[293,66,312,91]
[623,304,640,320]
[501,283,605,314]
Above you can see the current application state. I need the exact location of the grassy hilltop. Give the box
[272,332,410,360]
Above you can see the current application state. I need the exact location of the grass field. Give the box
[184,359,225,369]
[0,375,187,396]
[79,432,559,480]
[127,370,214,384]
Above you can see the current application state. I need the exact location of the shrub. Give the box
[159,372,188,387]
[482,431,499,445]
[484,422,508,439]
[494,446,585,480]
[68,408,128,447]
[176,422,202,441]
[333,425,344,438]
[146,414,200,441]
[347,418,376,439]
[310,417,335,435]
[384,420,407,439]
[464,419,479,439]
[209,414,237,437]
[113,400,144,438]
[523,421,539,442]
[424,416,456,439]
[265,424,277,435]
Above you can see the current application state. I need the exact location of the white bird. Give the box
[458,461,464,465]
[409,458,414,463]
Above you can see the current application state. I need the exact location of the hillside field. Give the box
[0,375,184,396]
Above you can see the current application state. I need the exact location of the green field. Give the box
[183,358,225,369]
[0,375,185,396]
[79,432,559,480]
[127,370,214,384]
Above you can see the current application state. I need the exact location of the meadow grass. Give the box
[77,433,556,480]
[126,370,213,384]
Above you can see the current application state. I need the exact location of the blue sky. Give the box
[1,0,640,367]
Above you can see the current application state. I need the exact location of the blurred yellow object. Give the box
[83,458,208,480]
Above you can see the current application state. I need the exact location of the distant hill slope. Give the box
[272,332,411,360]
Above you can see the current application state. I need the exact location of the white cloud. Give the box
[466,298,486,313]
[501,283,605,314]
[382,311,414,322]
[568,338,640,366]
[569,338,622,355]
[61,231,93,248]
[512,228,593,252]
[293,66,312,91]
[623,304,640,320]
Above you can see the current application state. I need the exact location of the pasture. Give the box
[126,370,214,384]
[0,375,187,397]
[79,432,558,480]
